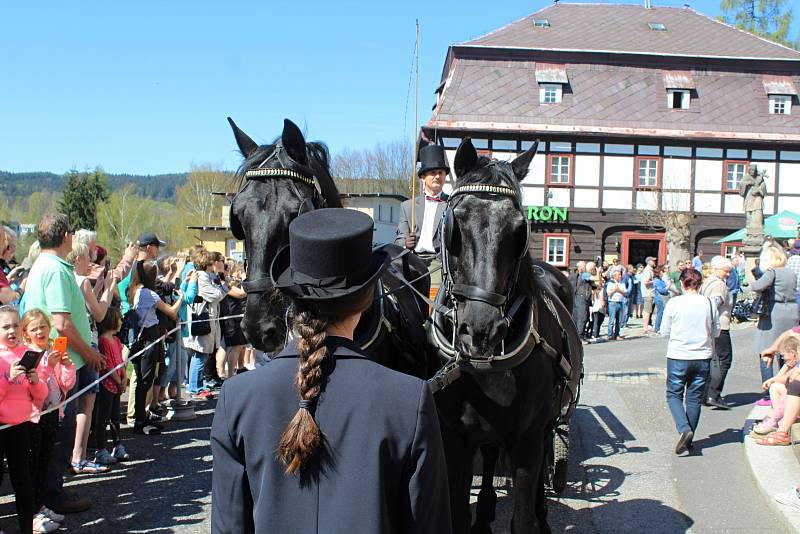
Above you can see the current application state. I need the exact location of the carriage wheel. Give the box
[551,424,570,494]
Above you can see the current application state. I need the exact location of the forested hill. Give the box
[0,171,187,201]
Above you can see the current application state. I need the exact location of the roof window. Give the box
[534,18,551,28]
[648,22,667,31]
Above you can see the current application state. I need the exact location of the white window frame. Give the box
[548,155,571,185]
[667,89,690,109]
[725,162,747,191]
[722,244,741,259]
[539,83,562,104]
[638,158,659,188]
[769,94,791,115]
[544,235,569,267]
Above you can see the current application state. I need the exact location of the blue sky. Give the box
[0,0,794,175]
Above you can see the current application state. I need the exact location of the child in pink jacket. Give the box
[0,305,48,534]
[22,308,76,532]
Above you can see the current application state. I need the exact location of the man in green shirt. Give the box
[22,213,103,514]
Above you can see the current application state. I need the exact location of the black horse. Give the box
[432,139,582,534]
[227,118,433,378]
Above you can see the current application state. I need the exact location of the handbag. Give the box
[752,268,775,318]
[190,298,211,336]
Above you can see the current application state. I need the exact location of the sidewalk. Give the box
[743,405,800,531]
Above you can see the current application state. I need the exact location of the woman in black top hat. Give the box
[210,208,451,534]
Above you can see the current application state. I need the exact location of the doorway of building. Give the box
[622,232,666,266]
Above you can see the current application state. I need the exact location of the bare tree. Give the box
[637,166,692,264]
[176,165,236,226]
[330,141,413,197]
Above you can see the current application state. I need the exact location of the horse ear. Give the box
[281,119,308,164]
[454,138,478,178]
[511,140,539,182]
[227,117,259,158]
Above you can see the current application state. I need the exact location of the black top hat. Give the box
[270,209,389,302]
[417,145,450,177]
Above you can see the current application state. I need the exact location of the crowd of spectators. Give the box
[0,213,249,533]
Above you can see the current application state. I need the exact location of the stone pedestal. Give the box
[743,243,762,286]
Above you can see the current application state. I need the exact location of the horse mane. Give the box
[235,139,342,208]
[455,156,537,296]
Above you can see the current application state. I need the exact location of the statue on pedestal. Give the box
[738,164,767,248]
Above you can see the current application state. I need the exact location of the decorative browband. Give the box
[450,184,518,199]
[244,168,316,187]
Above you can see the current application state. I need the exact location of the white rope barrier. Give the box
[0,313,246,431]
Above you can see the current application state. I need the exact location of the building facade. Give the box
[341,193,407,246]
[424,3,800,269]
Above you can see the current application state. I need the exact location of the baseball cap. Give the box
[645,256,656,264]
[137,232,166,247]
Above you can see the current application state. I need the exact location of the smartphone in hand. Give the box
[53,336,68,353]
[19,350,44,371]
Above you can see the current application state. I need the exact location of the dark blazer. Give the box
[210,337,451,534]
[394,193,449,252]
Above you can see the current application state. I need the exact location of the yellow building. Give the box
[187,204,245,261]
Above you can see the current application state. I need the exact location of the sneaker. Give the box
[94,449,118,465]
[774,486,800,510]
[39,507,65,523]
[112,444,131,462]
[755,398,772,407]
[133,423,162,435]
[32,516,59,533]
[147,410,166,424]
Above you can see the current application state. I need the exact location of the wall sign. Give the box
[527,206,568,222]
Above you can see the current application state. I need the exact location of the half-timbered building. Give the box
[424,3,800,268]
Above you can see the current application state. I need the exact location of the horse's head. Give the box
[228,117,341,352]
[445,138,538,358]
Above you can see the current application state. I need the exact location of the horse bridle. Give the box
[234,143,327,295]
[440,177,531,327]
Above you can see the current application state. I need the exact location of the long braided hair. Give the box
[277,285,375,475]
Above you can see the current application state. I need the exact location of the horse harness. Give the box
[427,179,573,395]
[236,145,411,361]
[234,143,327,296]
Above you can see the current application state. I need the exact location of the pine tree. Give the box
[57,167,110,230]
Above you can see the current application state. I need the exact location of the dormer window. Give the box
[540,84,562,104]
[534,18,550,28]
[663,71,694,110]
[763,76,796,115]
[667,89,690,109]
[535,62,568,105]
[769,95,791,115]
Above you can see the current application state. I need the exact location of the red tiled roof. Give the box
[463,4,800,61]
[428,59,800,141]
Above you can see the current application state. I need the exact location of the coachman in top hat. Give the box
[394,144,451,288]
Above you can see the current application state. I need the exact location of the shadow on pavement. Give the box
[0,400,217,534]
[549,497,694,533]
[688,427,743,455]
[723,391,762,408]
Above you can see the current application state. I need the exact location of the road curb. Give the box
[743,405,800,532]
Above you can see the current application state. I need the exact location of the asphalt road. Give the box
[0,320,791,533]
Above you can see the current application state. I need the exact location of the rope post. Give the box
[167,331,196,421]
